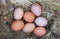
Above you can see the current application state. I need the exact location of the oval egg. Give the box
[23,12,35,22]
[14,7,24,20]
[34,27,46,37]
[23,23,35,33]
[11,20,24,31]
[35,17,48,27]
[31,3,41,16]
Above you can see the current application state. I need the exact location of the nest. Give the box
[0,0,60,39]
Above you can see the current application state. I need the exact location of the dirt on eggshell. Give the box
[0,0,60,39]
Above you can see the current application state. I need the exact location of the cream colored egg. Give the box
[23,23,35,33]
[14,7,24,20]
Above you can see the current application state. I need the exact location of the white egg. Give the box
[35,17,48,26]
[14,7,24,20]
[31,4,41,16]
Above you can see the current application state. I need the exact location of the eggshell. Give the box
[23,12,35,22]
[35,17,48,26]
[34,27,46,37]
[11,20,24,31]
[23,23,35,33]
[14,7,24,20]
[31,3,41,16]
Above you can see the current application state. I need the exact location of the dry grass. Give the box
[0,0,60,39]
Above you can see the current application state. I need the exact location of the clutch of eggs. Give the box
[11,3,48,37]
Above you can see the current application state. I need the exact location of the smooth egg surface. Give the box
[23,23,35,33]
[31,3,41,16]
[11,20,24,31]
[34,27,46,37]
[35,17,48,26]
[23,12,35,22]
[14,7,24,20]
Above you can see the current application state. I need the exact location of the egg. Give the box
[23,12,35,22]
[34,27,46,37]
[11,20,24,31]
[14,7,24,20]
[35,17,48,27]
[31,3,41,16]
[23,23,35,33]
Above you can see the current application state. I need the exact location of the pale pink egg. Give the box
[23,23,35,33]
[31,3,41,16]
[14,7,24,20]
[35,17,48,26]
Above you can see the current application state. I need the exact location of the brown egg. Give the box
[23,12,35,22]
[34,27,46,37]
[11,20,24,31]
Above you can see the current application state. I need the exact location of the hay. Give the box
[0,0,60,39]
